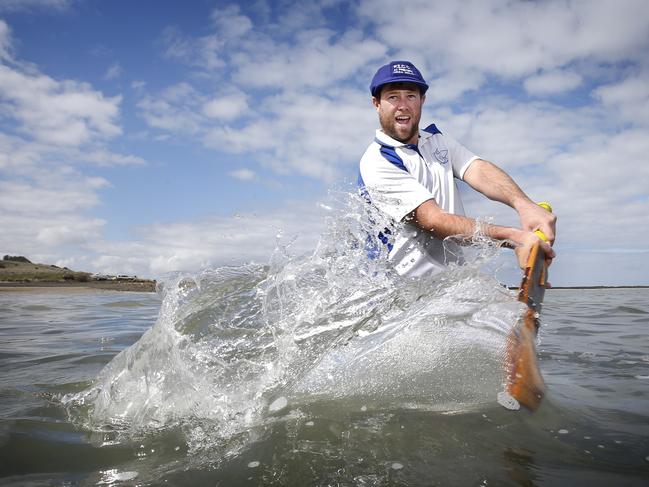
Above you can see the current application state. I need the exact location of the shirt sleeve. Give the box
[360,147,433,222]
[444,134,479,181]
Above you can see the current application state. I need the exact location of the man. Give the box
[359,61,556,277]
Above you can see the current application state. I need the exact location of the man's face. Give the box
[372,82,425,145]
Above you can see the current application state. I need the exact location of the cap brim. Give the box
[372,78,429,96]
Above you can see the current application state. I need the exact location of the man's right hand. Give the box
[518,201,557,245]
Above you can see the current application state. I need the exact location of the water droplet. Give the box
[248,461,260,468]
[269,396,288,412]
[361,405,367,412]
[391,462,404,470]
[558,429,569,434]
[305,421,314,427]
[497,391,520,411]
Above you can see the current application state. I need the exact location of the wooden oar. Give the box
[504,203,553,411]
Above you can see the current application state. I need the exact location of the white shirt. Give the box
[359,124,479,277]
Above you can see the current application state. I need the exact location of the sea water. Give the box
[1,199,648,486]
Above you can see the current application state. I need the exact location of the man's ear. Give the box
[372,96,380,110]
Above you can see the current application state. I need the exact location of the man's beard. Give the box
[380,112,419,144]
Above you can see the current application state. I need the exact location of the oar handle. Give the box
[533,202,553,242]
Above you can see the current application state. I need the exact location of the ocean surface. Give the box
[1,210,648,485]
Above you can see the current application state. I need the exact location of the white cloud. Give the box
[204,88,375,181]
[202,88,249,120]
[162,27,226,71]
[424,69,485,104]
[524,70,582,95]
[433,99,598,171]
[137,82,205,133]
[36,219,105,246]
[131,80,146,92]
[0,171,108,215]
[0,19,12,61]
[0,64,122,146]
[104,62,121,80]
[229,168,256,181]
[210,4,252,39]
[0,169,109,252]
[0,0,71,12]
[86,203,329,276]
[593,72,649,126]
[446,98,649,254]
[0,20,146,272]
[359,0,649,94]
[232,28,386,89]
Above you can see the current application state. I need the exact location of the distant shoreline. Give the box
[0,256,156,292]
[0,280,157,292]
[547,285,649,290]
[507,285,649,290]
[2,281,646,294]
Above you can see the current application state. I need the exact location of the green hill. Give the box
[0,256,91,282]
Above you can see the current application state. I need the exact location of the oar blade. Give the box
[505,241,548,411]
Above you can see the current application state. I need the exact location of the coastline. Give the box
[0,280,157,292]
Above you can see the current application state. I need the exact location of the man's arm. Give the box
[462,159,557,244]
[410,199,551,268]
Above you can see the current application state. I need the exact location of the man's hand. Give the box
[514,231,555,269]
[518,201,557,245]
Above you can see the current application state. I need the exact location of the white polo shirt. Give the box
[359,124,479,277]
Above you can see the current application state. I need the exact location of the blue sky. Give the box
[1,0,648,286]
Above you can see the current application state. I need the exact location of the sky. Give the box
[0,0,648,287]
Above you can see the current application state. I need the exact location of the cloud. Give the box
[161,26,227,71]
[104,62,121,80]
[359,0,649,93]
[447,97,649,254]
[202,88,249,120]
[229,168,256,181]
[231,28,387,89]
[0,167,109,254]
[0,0,71,12]
[137,82,205,133]
[86,202,329,276]
[0,19,12,61]
[593,72,649,126]
[210,4,252,39]
[203,88,375,181]
[0,20,146,272]
[524,69,583,95]
[0,174,107,215]
[0,64,122,146]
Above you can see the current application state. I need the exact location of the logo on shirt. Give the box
[433,148,448,164]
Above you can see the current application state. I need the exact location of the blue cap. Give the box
[370,61,429,97]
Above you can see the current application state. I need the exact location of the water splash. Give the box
[61,191,524,457]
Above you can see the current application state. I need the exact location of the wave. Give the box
[61,191,524,457]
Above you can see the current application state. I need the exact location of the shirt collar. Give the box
[374,129,432,154]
